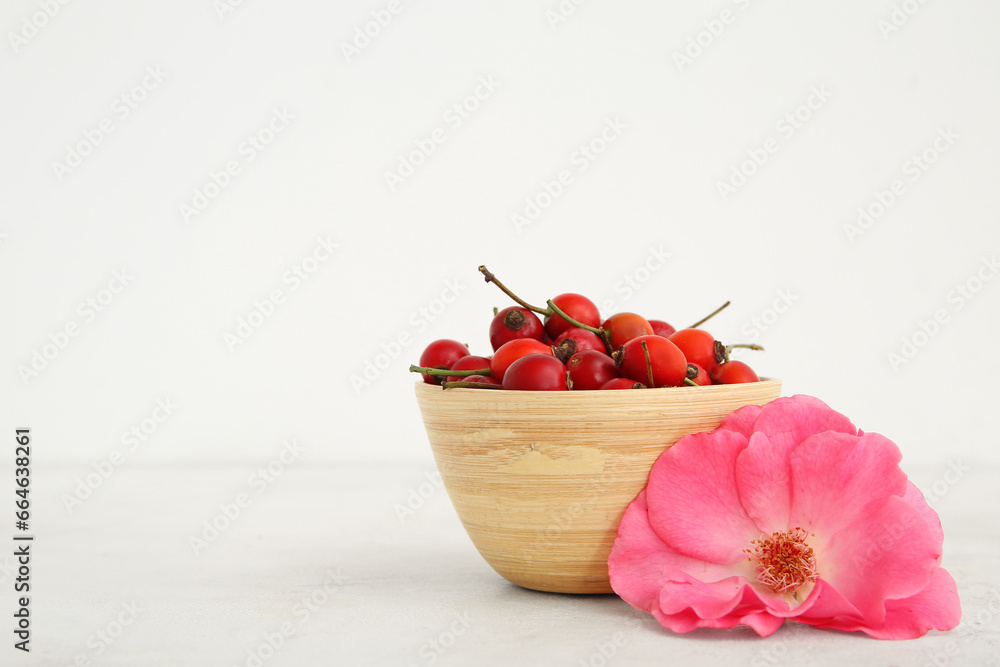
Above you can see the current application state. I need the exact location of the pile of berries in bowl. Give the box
[411,266,781,594]
[410,265,764,391]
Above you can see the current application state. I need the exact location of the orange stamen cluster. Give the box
[744,527,819,595]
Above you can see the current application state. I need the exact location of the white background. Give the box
[1,0,998,467]
[1,1,999,665]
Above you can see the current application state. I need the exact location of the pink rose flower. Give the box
[608,395,961,639]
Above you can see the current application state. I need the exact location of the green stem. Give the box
[546,298,613,354]
[442,380,503,390]
[688,300,731,329]
[545,299,599,334]
[721,343,764,363]
[478,265,549,315]
[409,364,491,377]
[683,377,699,387]
[641,339,654,388]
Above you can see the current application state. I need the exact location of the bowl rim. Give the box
[415,377,780,397]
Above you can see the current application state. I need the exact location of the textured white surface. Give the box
[23,462,1000,667]
[1,0,1000,469]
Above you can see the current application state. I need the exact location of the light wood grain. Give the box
[414,379,782,594]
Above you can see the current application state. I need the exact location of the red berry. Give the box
[600,378,646,390]
[463,374,499,386]
[686,362,711,386]
[566,350,619,390]
[490,339,555,383]
[553,327,607,360]
[489,307,544,352]
[446,355,492,383]
[668,328,723,373]
[418,339,469,384]
[602,313,654,350]
[544,293,600,339]
[502,353,568,391]
[649,320,676,338]
[710,360,760,384]
[615,335,687,388]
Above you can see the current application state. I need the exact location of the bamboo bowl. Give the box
[414,378,782,594]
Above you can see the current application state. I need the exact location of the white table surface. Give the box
[21,461,1000,667]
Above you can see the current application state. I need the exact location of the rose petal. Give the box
[819,494,940,624]
[865,567,962,639]
[789,435,947,628]
[717,395,845,439]
[609,490,736,614]
[737,610,787,637]
[717,402,763,438]
[610,490,788,636]
[646,430,759,563]
[901,481,944,552]
[788,431,909,540]
[653,584,786,637]
[753,395,858,458]
[734,397,859,534]
[735,431,794,534]
[755,395,857,434]
[658,575,745,616]
[794,579,865,625]
[804,568,961,639]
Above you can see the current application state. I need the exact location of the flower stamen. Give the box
[744,527,818,595]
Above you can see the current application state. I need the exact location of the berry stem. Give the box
[545,299,598,334]
[683,377,699,387]
[641,339,654,388]
[441,380,503,390]
[409,364,491,377]
[721,343,764,363]
[478,265,549,315]
[545,298,613,353]
[688,300,731,329]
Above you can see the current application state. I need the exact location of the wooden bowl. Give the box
[414,379,782,594]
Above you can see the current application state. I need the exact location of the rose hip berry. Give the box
[502,353,569,391]
[615,335,687,388]
[544,293,601,340]
[710,360,760,384]
[490,338,555,383]
[602,313,655,350]
[649,320,677,338]
[553,327,607,361]
[686,362,712,386]
[669,328,764,373]
[418,339,470,384]
[489,306,544,352]
[446,355,493,383]
[566,350,619,390]
[600,378,646,390]
[439,374,502,389]
[477,266,601,343]
[461,374,499,386]
[669,328,723,373]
